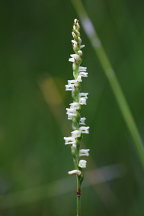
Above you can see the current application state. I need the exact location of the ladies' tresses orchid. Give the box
[64,19,90,215]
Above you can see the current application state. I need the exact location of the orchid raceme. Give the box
[64,19,90,216]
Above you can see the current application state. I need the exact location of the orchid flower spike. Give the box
[64,19,90,202]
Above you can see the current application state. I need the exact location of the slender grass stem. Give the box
[71,0,144,168]
[76,176,81,216]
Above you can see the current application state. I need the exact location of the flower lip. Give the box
[79,149,90,157]
[68,169,81,175]
[64,136,76,145]
[70,54,80,59]
[69,58,75,63]
[80,126,90,134]
[79,66,87,71]
[80,72,88,77]
[68,80,78,85]
[79,93,88,97]
[80,45,85,49]
[65,84,75,91]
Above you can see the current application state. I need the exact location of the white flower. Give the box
[79,93,88,97]
[80,72,88,77]
[64,137,76,145]
[65,84,75,91]
[72,32,76,38]
[66,108,77,119]
[78,50,83,56]
[75,72,88,84]
[70,102,80,110]
[71,40,80,50]
[67,114,75,120]
[74,18,80,27]
[68,80,78,86]
[70,54,80,59]
[74,18,78,23]
[69,54,81,63]
[68,170,81,175]
[73,43,78,50]
[69,58,75,63]
[79,66,87,71]
[80,126,90,134]
[66,102,80,119]
[66,108,77,114]
[79,149,90,157]
[71,130,81,138]
[71,40,78,45]
[80,117,86,125]
[78,160,87,168]
[80,45,85,49]
[65,80,79,91]
[79,93,88,105]
[76,67,88,82]
[79,97,87,105]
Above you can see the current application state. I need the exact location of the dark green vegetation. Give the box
[0,0,144,215]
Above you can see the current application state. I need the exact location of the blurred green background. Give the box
[0,0,144,215]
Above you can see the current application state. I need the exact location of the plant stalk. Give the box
[76,176,81,216]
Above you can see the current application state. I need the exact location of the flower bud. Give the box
[79,160,87,168]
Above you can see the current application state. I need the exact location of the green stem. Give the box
[76,176,81,216]
[71,0,144,168]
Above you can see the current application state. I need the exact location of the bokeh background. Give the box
[0,0,144,215]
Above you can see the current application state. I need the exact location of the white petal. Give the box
[70,102,80,110]
[68,170,81,175]
[79,160,87,168]
[79,66,87,71]
[72,32,76,38]
[78,50,82,56]
[66,107,77,113]
[65,84,75,91]
[69,58,74,63]
[71,40,78,45]
[80,72,88,77]
[80,126,90,134]
[71,130,81,138]
[79,97,87,105]
[80,45,85,49]
[80,149,90,153]
[79,149,90,157]
[68,80,78,85]
[70,54,80,60]
[64,137,76,145]
[79,93,88,97]
[80,117,86,125]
